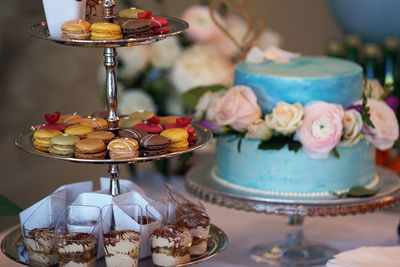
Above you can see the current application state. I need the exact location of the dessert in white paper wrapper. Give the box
[102,204,142,267]
[113,191,155,259]
[23,197,66,266]
[55,205,101,267]
[165,184,210,256]
[42,0,86,37]
[146,201,192,266]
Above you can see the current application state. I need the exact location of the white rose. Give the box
[170,44,234,93]
[245,46,265,64]
[149,36,182,69]
[363,79,384,100]
[245,119,273,141]
[265,102,304,135]
[255,29,282,50]
[118,89,157,115]
[263,46,299,63]
[118,46,150,82]
[339,109,363,147]
[194,90,226,121]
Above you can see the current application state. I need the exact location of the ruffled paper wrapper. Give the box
[326,246,400,267]
[42,0,86,37]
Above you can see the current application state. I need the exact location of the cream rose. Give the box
[194,90,226,121]
[295,101,344,159]
[245,119,273,141]
[339,109,363,147]
[363,79,384,100]
[265,102,304,135]
[359,98,399,150]
[215,86,262,132]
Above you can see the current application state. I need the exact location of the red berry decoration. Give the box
[176,117,192,126]
[138,11,152,19]
[45,111,60,124]
[147,115,160,125]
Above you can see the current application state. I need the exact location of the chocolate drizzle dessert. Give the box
[25,227,58,266]
[103,230,141,267]
[176,211,210,256]
[150,224,192,266]
[56,232,97,267]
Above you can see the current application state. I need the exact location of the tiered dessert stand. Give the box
[186,157,400,266]
[2,1,228,266]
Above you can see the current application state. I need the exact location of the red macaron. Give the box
[149,16,170,34]
[134,115,163,134]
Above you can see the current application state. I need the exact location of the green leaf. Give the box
[258,136,302,152]
[182,85,227,110]
[346,186,377,197]
[361,95,375,128]
[332,148,340,159]
[237,134,245,153]
[258,140,286,150]
[288,141,302,152]
[0,195,22,216]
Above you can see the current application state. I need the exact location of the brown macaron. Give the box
[122,19,153,39]
[118,129,148,142]
[75,138,107,159]
[139,134,169,156]
[80,117,108,131]
[57,113,82,126]
[107,138,139,159]
[87,131,115,144]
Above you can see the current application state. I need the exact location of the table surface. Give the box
[1,171,399,267]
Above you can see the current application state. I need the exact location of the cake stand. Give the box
[185,158,400,266]
[6,1,229,266]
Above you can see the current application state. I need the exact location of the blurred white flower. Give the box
[118,46,150,83]
[118,89,157,115]
[170,44,234,93]
[263,46,299,63]
[245,46,265,63]
[165,94,185,116]
[149,36,182,69]
[255,29,282,50]
[182,5,225,42]
[194,90,226,121]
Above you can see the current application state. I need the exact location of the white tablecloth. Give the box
[1,173,399,267]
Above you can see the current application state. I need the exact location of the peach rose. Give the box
[216,86,262,132]
[295,101,344,159]
[359,98,399,150]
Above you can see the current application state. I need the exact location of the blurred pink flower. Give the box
[182,5,225,42]
[295,101,344,159]
[216,86,261,131]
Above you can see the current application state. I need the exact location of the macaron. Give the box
[129,110,155,121]
[75,138,107,159]
[118,129,148,142]
[91,110,108,119]
[122,19,153,39]
[65,125,94,139]
[37,123,66,132]
[165,118,196,144]
[118,8,145,25]
[90,22,123,40]
[160,128,189,152]
[87,130,115,144]
[48,134,80,157]
[159,116,179,127]
[108,138,139,159]
[61,19,91,40]
[80,117,108,131]
[119,116,141,129]
[33,129,63,152]
[57,114,82,126]
[134,122,163,134]
[149,16,169,34]
[139,134,169,156]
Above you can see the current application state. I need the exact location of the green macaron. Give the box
[49,134,80,157]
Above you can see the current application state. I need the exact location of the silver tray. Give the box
[1,224,227,266]
[15,123,212,164]
[186,159,400,216]
[30,17,189,48]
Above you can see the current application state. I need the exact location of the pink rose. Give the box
[216,86,262,131]
[181,6,224,42]
[359,98,399,150]
[295,101,344,159]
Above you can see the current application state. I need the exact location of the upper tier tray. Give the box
[15,123,212,164]
[29,17,189,48]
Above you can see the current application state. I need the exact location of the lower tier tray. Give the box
[15,123,212,164]
[1,224,227,267]
[185,159,400,216]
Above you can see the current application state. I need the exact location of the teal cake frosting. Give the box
[214,137,376,195]
[213,56,376,196]
[234,56,363,113]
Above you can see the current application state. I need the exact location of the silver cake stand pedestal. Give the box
[185,159,400,266]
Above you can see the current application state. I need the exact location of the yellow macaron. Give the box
[33,129,63,152]
[90,22,123,40]
[65,125,94,139]
[160,128,189,152]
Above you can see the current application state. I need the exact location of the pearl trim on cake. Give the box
[211,166,380,197]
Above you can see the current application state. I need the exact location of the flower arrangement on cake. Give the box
[187,48,400,161]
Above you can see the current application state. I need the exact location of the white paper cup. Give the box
[42,0,87,38]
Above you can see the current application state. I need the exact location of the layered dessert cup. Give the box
[103,230,141,267]
[56,232,97,267]
[25,227,58,266]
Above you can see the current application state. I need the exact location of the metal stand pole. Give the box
[109,164,121,196]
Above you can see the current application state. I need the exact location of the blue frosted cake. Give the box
[212,56,379,196]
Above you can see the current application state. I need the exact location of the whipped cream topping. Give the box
[57,232,97,254]
[104,230,140,255]
[151,225,191,249]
